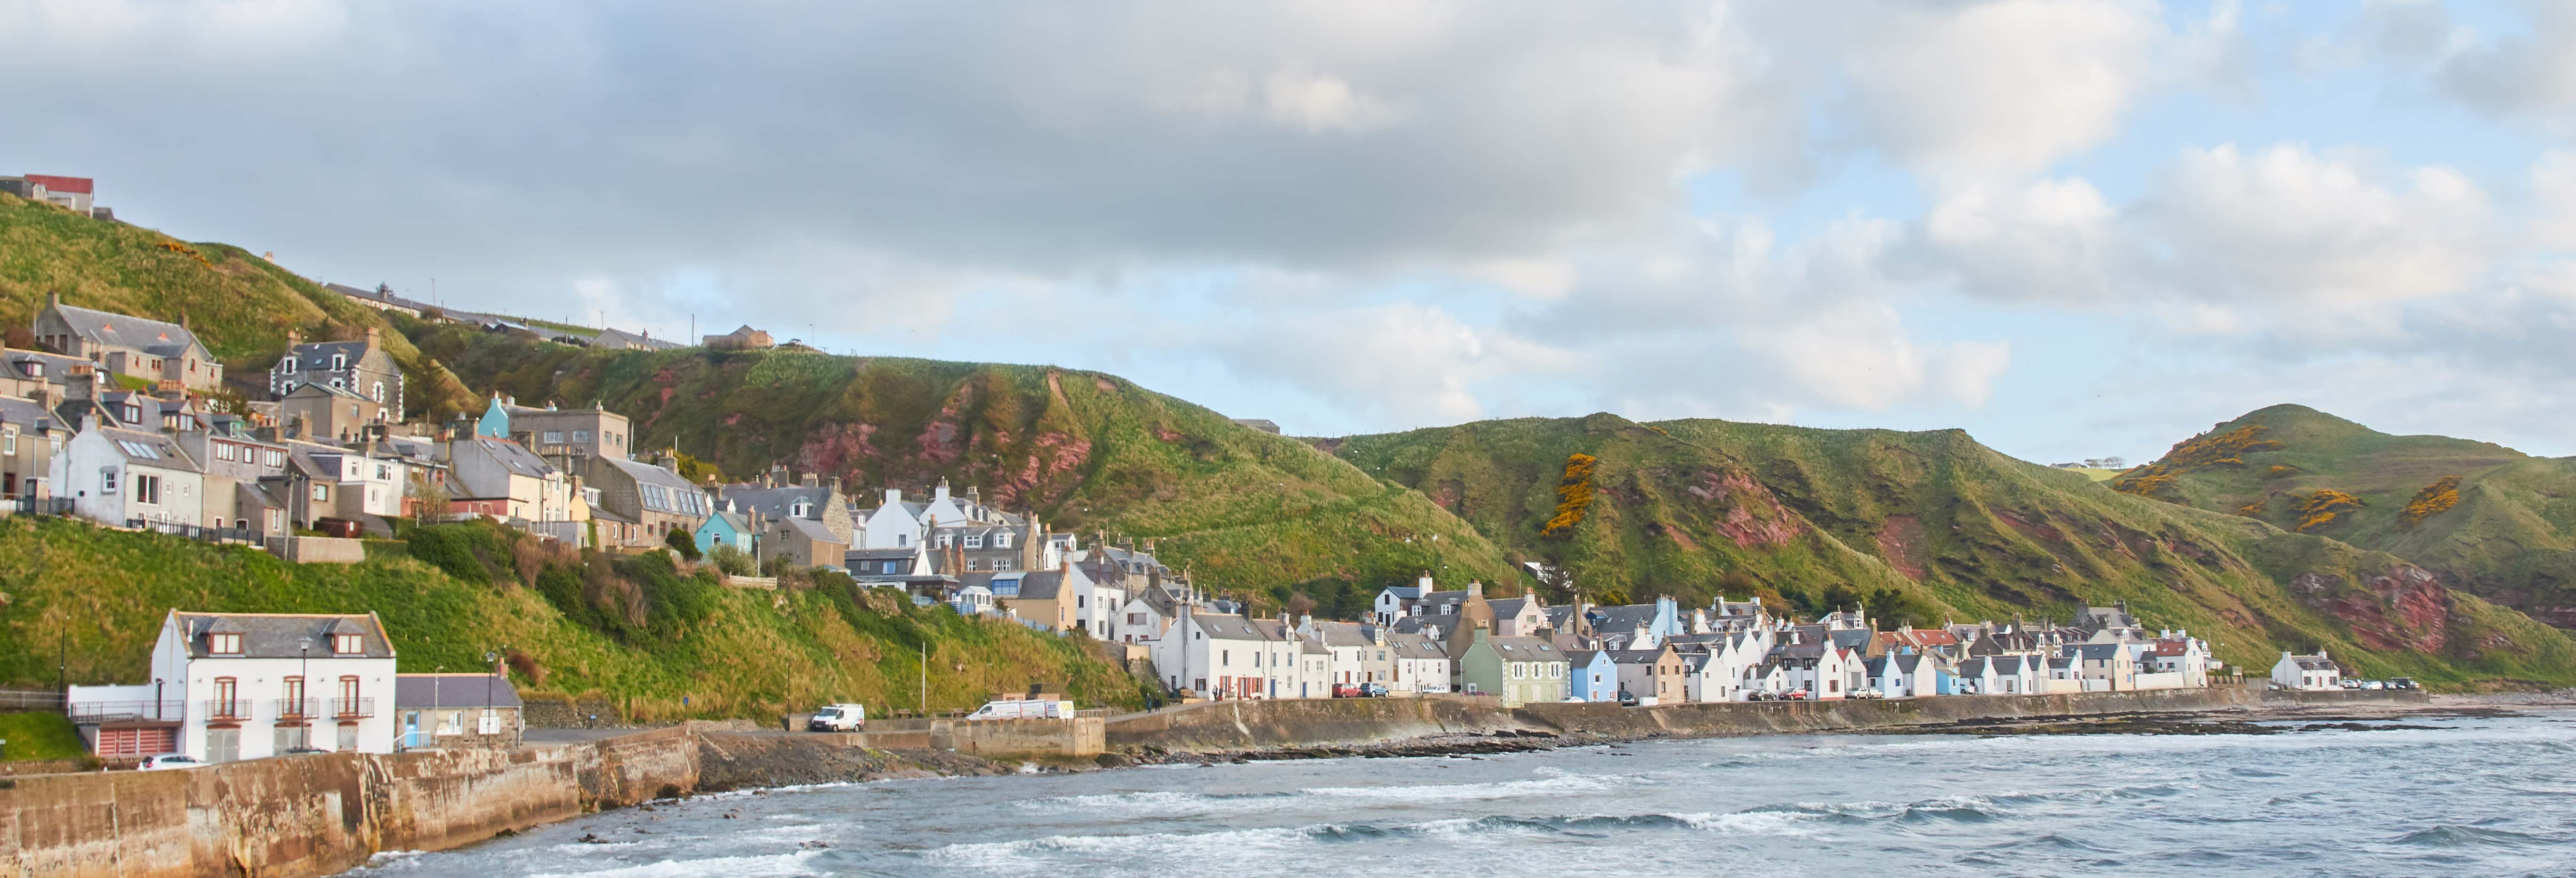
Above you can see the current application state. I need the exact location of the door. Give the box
[404,711,422,749]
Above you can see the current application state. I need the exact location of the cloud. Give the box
[1205,303,1583,424]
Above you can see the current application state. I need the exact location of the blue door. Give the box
[402,711,423,749]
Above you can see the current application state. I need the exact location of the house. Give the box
[1371,575,1437,626]
[31,293,224,393]
[2270,650,2342,691]
[696,502,757,556]
[1387,630,1452,693]
[590,327,685,351]
[1950,656,1995,695]
[394,672,523,750]
[1303,620,1393,687]
[269,328,403,417]
[762,515,848,570]
[2147,631,2213,688]
[1486,594,1549,637]
[973,570,1081,632]
[443,436,574,522]
[322,282,425,319]
[950,584,995,616]
[276,440,409,531]
[55,421,205,529]
[1457,629,1568,707]
[503,403,634,469]
[1865,652,1934,699]
[1988,654,2040,695]
[172,418,289,536]
[64,611,398,762]
[1150,610,1321,699]
[1609,644,1686,705]
[723,473,855,553]
[585,455,712,545]
[0,393,70,501]
[2073,643,2141,691]
[1586,597,1682,650]
[5,173,97,213]
[277,382,394,444]
[703,325,774,350]
[0,346,83,400]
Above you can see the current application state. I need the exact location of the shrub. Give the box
[709,544,757,576]
[2400,476,2463,528]
[663,527,702,561]
[2293,489,2365,532]
[1541,453,1599,537]
[2114,425,2286,499]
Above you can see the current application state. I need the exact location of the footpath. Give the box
[0,685,2426,878]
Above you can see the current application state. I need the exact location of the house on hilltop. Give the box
[702,325,774,350]
[270,327,403,416]
[31,293,225,393]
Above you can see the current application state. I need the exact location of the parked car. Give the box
[807,703,867,732]
[1617,691,1640,707]
[1560,695,1590,703]
[1331,683,1363,698]
[1786,689,1811,701]
[138,754,204,771]
[1361,683,1389,698]
[2340,679,2364,690]
[2361,679,2387,690]
[1849,689,1884,700]
[2389,677,2419,690]
[281,747,330,755]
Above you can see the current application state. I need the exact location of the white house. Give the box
[2271,650,2342,691]
[443,436,573,522]
[1371,574,1438,627]
[1865,652,1934,699]
[1151,611,1328,699]
[1988,654,2042,695]
[1387,630,1451,693]
[2148,631,2213,688]
[55,423,205,529]
[65,611,399,762]
[857,487,926,550]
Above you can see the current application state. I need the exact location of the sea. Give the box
[341,709,2576,878]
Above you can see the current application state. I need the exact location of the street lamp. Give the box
[298,637,312,723]
[484,650,501,739]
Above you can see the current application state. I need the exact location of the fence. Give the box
[516,519,588,547]
[0,688,65,712]
[4,497,73,516]
[129,519,262,544]
[68,700,184,723]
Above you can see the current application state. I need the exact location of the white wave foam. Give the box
[1019,771,1644,815]
[525,849,825,878]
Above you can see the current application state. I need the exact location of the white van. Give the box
[965,699,1069,720]
[806,703,867,732]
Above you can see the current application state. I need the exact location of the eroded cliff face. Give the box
[2289,566,2451,653]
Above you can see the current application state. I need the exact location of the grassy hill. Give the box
[0,517,1151,719]
[397,316,1516,603]
[1328,413,2576,688]
[2114,404,2576,630]
[0,193,479,420]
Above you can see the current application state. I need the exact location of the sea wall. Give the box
[0,729,699,878]
[1106,685,2423,753]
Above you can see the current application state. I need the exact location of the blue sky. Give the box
[12,0,2576,464]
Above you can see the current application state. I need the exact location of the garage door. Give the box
[95,727,178,757]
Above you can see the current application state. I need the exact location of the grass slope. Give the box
[2119,404,2576,629]
[0,517,1149,720]
[400,318,1515,602]
[1329,413,2576,688]
[0,193,478,419]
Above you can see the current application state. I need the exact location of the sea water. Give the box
[342,710,2576,877]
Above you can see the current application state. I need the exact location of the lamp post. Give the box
[484,650,500,739]
[298,637,312,730]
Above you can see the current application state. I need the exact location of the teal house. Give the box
[696,507,754,555]
[475,394,512,439]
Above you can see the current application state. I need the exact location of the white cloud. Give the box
[1920,177,2121,302]
[1207,303,1583,424]
[2145,144,2494,314]
[1741,302,2014,410]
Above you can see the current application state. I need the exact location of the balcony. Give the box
[331,697,375,718]
[69,700,185,724]
[274,698,321,720]
[202,699,250,721]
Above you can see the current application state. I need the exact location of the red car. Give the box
[1331,684,1363,698]
[1786,689,1810,701]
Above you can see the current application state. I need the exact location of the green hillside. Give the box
[1329,413,2576,688]
[0,193,479,419]
[2114,404,2576,630]
[396,316,1516,602]
[0,517,1150,719]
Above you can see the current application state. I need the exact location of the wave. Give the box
[922,806,1833,865]
[524,849,828,878]
[2390,825,2553,848]
[1014,771,1649,814]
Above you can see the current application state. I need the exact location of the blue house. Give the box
[696,507,753,555]
[1566,649,1618,702]
[474,394,511,439]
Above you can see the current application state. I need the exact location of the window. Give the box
[209,633,242,655]
[120,404,142,423]
[0,426,13,457]
[437,710,464,735]
[23,362,40,378]
[331,354,346,371]
[283,358,297,373]
[572,430,590,443]
[370,382,384,402]
[375,464,390,480]
[965,534,984,549]
[330,378,343,389]
[936,533,953,549]
[133,474,160,504]
[479,711,502,735]
[994,532,1012,548]
[348,403,360,419]
[214,442,233,461]
[542,431,564,445]
[896,533,907,547]
[334,634,362,654]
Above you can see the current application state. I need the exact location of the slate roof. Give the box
[1488,597,1530,619]
[1488,636,1563,661]
[2,348,82,383]
[173,612,392,659]
[963,571,1066,601]
[394,673,522,709]
[723,484,834,521]
[97,426,199,471]
[598,457,706,513]
[276,340,376,374]
[1956,657,1991,677]
[1588,604,1660,635]
[1992,655,2028,676]
[52,303,204,356]
[1608,647,1673,665]
[0,395,62,431]
[467,437,555,478]
[1190,613,1272,642]
[591,328,686,351]
[2073,643,2129,661]
[2286,653,2338,671]
[774,516,845,546]
[1388,631,1448,660]
[1310,621,1373,648]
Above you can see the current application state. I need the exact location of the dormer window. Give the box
[331,354,346,371]
[208,632,243,655]
[283,358,297,372]
[965,534,984,549]
[121,404,142,423]
[995,532,1012,548]
[333,634,362,654]
[22,362,39,378]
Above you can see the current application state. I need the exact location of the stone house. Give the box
[584,455,712,544]
[395,672,523,750]
[761,515,846,570]
[1610,643,1686,704]
[270,328,403,416]
[505,403,633,469]
[0,393,70,500]
[277,382,394,444]
[443,436,573,523]
[702,324,774,350]
[31,293,224,393]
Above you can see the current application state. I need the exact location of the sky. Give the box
[10,0,2576,464]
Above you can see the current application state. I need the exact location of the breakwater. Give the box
[0,686,2426,878]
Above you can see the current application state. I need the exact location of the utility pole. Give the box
[919,642,927,715]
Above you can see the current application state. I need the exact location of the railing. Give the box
[0,688,65,711]
[275,698,321,719]
[332,697,375,718]
[129,520,261,544]
[6,497,73,516]
[203,699,249,721]
[70,700,185,723]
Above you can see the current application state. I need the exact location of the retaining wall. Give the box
[264,536,365,564]
[0,728,698,878]
[1105,685,2428,753]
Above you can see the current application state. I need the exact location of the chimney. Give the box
[934,478,950,502]
[47,290,61,308]
[884,487,902,507]
[1418,572,1433,592]
[966,485,980,504]
[800,471,818,488]
[1467,580,1483,599]
[825,476,841,497]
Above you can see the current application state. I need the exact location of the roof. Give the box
[49,302,202,356]
[171,611,393,659]
[2074,643,2129,660]
[2287,654,2338,671]
[96,426,199,471]
[599,456,703,494]
[722,484,834,520]
[1488,597,1532,618]
[1310,621,1373,647]
[3,348,82,382]
[467,437,555,478]
[1487,636,1563,660]
[25,174,92,194]
[845,547,921,562]
[278,340,377,374]
[1957,657,1990,676]
[592,328,686,351]
[1588,604,1660,634]
[1607,647,1674,665]
[283,380,369,401]
[773,516,845,546]
[0,395,62,431]
[1388,631,1448,659]
[395,673,522,709]
[1189,613,1272,642]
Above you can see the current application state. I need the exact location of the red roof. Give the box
[24,175,93,194]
